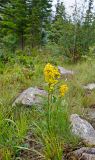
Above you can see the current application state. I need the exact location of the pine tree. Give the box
[0,0,52,49]
[49,0,66,44]
[85,0,94,25]
[55,0,66,21]
[26,0,52,47]
[0,0,28,50]
[83,0,94,50]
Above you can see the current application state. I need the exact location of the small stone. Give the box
[68,147,95,160]
[84,83,95,90]
[58,66,74,75]
[82,153,95,160]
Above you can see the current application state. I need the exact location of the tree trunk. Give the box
[21,31,24,50]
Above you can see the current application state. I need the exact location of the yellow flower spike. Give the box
[59,84,68,97]
[44,63,60,88]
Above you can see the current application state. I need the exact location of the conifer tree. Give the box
[0,0,52,49]
[26,0,52,47]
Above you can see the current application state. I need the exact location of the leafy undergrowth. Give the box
[0,51,95,159]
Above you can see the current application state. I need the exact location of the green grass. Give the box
[0,50,95,159]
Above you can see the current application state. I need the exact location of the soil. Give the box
[16,131,44,160]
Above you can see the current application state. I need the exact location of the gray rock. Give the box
[58,66,74,75]
[69,147,95,160]
[70,114,95,146]
[82,153,95,160]
[84,83,95,90]
[13,87,47,107]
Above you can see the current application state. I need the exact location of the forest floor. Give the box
[0,51,95,159]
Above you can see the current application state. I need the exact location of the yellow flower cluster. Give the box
[59,84,68,97]
[44,63,60,89]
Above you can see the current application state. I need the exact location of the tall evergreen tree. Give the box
[0,0,28,50]
[82,0,94,50]
[85,0,94,25]
[26,0,52,47]
[55,0,66,21]
[49,0,66,44]
[0,0,52,49]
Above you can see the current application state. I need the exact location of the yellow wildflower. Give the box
[44,63,60,86]
[59,84,68,97]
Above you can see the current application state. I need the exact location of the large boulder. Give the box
[13,87,47,107]
[58,66,74,75]
[83,83,95,90]
[70,114,95,146]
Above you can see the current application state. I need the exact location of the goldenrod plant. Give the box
[44,63,68,130]
[31,63,79,160]
[33,63,71,159]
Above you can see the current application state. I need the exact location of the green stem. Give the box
[48,84,51,131]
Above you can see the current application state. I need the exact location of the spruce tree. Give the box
[49,0,66,44]
[0,0,52,49]
[0,0,28,50]
[26,0,52,47]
